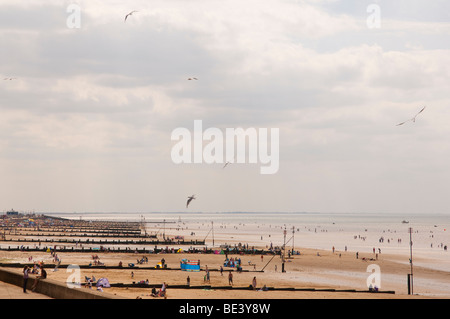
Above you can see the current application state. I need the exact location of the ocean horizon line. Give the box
[20,211,450,217]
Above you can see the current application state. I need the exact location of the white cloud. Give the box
[0,0,449,213]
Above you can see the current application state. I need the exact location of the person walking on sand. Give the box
[228,272,233,285]
[23,266,29,293]
[161,282,167,299]
[252,277,257,290]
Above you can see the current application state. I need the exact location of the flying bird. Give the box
[396,106,426,126]
[223,161,231,169]
[186,195,196,208]
[188,77,198,80]
[3,77,16,80]
[124,10,138,22]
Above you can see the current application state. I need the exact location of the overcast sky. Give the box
[1,0,449,214]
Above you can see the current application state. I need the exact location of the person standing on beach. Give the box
[23,266,29,293]
[252,277,257,290]
[228,272,233,285]
[161,282,167,299]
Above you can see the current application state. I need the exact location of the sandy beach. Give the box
[1,247,448,299]
[1,213,449,299]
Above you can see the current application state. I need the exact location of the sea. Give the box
[43,211,450,272]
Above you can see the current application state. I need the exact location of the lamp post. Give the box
[292,226,295,254]
[409,227,414,295]
[212,221,214,247]
[282,228,287,272]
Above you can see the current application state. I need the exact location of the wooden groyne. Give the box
[0,245,273,255]
[106,283,395,294]
[2,232,156,238]
[0,262,263,273]
[0,238,199,246]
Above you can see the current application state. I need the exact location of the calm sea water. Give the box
[45,211,450,227]
[45,211,449,259]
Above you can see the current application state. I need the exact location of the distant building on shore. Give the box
[6,209,19,216]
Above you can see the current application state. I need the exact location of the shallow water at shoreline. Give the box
[40,212,449,270]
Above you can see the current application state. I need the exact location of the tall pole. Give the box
[282,228,287,272]
[409,227,414,295]
[292,226,295,254]
[143,216,147,236]
[212,221,214,247]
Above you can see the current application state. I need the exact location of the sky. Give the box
[0,0,449,214]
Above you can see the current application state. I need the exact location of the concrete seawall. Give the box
[0,268,123,299]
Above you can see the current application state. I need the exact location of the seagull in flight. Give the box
[396,106,426,126]
[186,195,196,208]
[188,77,198,80]
[124,10,138,22]
[3,77,16,80]
[223,161,231,169]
